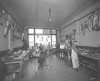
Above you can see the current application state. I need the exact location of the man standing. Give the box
[65,35,71,60]
[71,43,79,71]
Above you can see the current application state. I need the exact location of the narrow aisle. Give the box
[15,55,89,81]
[43,55,89,81]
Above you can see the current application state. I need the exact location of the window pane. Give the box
[43,29,50,34]
[29,35,34,47]
[52,41,56,48]
[52,35,56,48]
[35,35,51,46]
[52,35,56,42]
[35,29,43,34]
[28,29,34,34]
[51,29,56,34]
[35,35,42,45]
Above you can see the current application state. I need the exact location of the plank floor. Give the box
[14,55,93,81]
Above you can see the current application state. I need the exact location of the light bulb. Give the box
[48,17,52,22]
[2,10,5,14]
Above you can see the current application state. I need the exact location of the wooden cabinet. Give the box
[78,54,98,72]
[77,46,100,80]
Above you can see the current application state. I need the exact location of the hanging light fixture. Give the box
[48,8,52,23]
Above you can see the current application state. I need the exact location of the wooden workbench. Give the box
[78,52,100,81]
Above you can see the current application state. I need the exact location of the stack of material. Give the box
[4,50,28,63]
[2,50,29,81]
[1,50,30,81]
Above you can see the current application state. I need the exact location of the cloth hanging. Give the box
[71,48,79,69]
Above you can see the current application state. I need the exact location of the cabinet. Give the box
[77,46,100,80]
[78,54,98,72]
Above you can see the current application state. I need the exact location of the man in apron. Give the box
[71,43,79,71]
[65,35,72,66]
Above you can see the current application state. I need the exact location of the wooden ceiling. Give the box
[0,0,99,28]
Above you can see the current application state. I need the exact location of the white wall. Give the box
[61,2,100,47]
[79,31,100,47]
[0,22,23,51]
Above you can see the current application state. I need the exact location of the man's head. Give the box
[66,35,69,39]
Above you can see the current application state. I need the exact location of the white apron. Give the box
[71,48,79,69]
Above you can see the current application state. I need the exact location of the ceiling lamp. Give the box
[2,10,5,14]
[48,8,52,23]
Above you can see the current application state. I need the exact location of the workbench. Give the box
[77,46,100,81]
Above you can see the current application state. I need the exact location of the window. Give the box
[52,35,56,48]
[51,29,56,34]
[28,28,56,48]
[35,35,51,46]
[28,35,34,47]
[43,29,50,34]
[52,35,56,42]
[35,29,43,34]
[28,29,34,34]
[52,42,56,48]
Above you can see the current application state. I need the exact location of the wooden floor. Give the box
[14,54,93,81]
